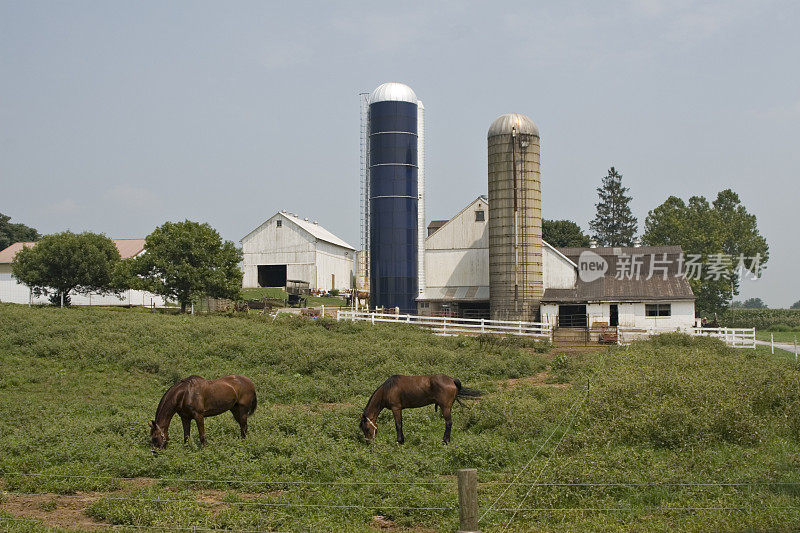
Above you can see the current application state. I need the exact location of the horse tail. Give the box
[453,378,462,391]
[249,394,258,416]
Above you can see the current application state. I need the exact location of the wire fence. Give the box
[3,469,800,531]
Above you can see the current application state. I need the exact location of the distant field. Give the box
[757,331,800,344]
[723,308,800,330]
[2,304,800,531]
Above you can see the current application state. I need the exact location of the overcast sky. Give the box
[1,1,797,306]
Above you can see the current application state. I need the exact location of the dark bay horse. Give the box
[359,374,481,445]
[149,375,257,449]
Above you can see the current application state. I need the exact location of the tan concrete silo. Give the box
[488,113,543,322]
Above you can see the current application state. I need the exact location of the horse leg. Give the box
[392,407,404,444]
[232,407,248,439]
[442,405,453,445]
[181,416,191,444]
[195,415,206,446]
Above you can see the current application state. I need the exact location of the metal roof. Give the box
[0,238,146,263]
[418,286,490,302]
[369,82,418,104]
[242,212,355,251]
[542,246,696,303]
[488,113,539,137]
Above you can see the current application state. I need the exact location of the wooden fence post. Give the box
[457,468,480,533]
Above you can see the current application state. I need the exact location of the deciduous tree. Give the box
[0,212,40,250]
[11,231,123,306]
[542,219,591,247]
[130,220,242,312]
[642,190,769,316]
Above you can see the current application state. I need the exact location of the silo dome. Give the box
[488,113,539,138]
[369,82,418,104]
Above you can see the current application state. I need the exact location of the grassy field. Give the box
[757,330,800,344]
[723,308,800,330]
[2,304,800,531]
[240,287,347,307]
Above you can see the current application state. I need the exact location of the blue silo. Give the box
[367,82,422,313]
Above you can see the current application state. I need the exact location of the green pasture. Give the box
[757,330,800,344]
[239,287,347,307]
[2,304,800,531]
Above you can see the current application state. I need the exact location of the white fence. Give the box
[336,310,552,340]
[690,327,756,349]
[617,326,756,349]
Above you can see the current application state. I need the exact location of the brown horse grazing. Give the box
[359,374,481,445]
[149,375,257,449]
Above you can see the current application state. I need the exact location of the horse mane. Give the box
[363,375,401,414]
[154,376,203,420]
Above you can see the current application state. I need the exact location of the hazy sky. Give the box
[1,1,798,306]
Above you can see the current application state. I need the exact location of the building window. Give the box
[276,220,282,227]
[419,302,429,308]
[645,303,671,317]
[475,210,485,222]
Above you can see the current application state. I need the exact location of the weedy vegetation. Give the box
[1,304,800,531]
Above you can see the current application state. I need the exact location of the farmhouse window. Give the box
[276,220,282,227]
[645,303,671,317]
[475,210,485,222]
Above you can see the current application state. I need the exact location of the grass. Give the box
[2,305,800,531]
[757,330,800,344]
[239,287,347,307]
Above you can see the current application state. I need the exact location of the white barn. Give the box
[419,197,696,330]
[241,211,355,292]
[0,239,166,306]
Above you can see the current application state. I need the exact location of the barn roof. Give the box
[0,238,146,264]
[241,212,355,250]
[542,245,695,303]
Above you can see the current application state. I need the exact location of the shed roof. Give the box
[418,286,490,302]
[542,245,695,303]
[0,238,147,264]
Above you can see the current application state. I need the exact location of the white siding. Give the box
[0,279,165,307]
[241,214,316,288]
[424,197,489,291]
[586,301,695,330]
[315,240,354,291]
[543,245,576,290]
[241,213,354,291]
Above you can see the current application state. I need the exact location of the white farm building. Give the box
[0,239,166,306]
[241,212,355,292]
[419,196,696,330]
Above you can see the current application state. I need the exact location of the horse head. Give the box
[149,420,168,449]
[359,412,377,443]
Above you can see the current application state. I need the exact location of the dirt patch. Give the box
[503,371,571,389]
[1,491,108,531]
[0,479,283,530]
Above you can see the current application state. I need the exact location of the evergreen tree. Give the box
[589,167,638,246]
